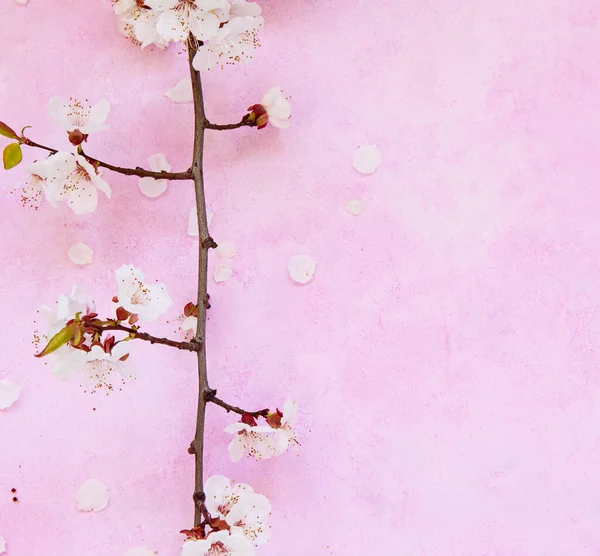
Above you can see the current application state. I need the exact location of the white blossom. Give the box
[39,286,95,339]
[43,152,111,215]
[192,16,263,72]
[224,422,276,462]
[0,380,21,410]
[138,153,171,198]
[181,530,254,556]
[261,87,291,129]
[272,399,299,455]
[205,475,271,545]
[76,478,110,512]
[14,159,51,210]
[115,264,172,322]
[48,97,110,135]
[115,0,168,49]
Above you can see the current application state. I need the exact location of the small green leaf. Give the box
[0,121,18,140]
[3,143,23,170]
[34,325,73,358]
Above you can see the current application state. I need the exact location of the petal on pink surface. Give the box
[165,78,193,103]
[288,255,316,284]
[138,177,168,198]
[345,199,364,215]
[68,242,93,265]
[0,535,6,554]
[214,264,232,283]
[0,379,21,410]
[76,478,109,512]
[216,241,236,259]
[352,144,382,175]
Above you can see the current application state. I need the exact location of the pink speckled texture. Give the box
[2,0,600,554]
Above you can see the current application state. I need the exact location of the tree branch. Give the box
[20,137,193,180]
[205,391,269,418]
[187,35,217,527]
[205,118,255,131]
[92,323,201,352]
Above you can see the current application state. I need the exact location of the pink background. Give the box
[2,0,600,554]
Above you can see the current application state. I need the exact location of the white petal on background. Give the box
[165,78,193,103]
[0,380,21,410]
[0,535,6,554]
[138,177,168,198]
[188,207,213,236]
[148,153,171,173]
[124,548,157,556]
[15,0,27,4]
[288,255,316,284]
[76,478,110,512]
[353,144,382,175]
[345,199,364,216]
[216,241,236,259]
[68,242,93,265]
[214,264,232,283]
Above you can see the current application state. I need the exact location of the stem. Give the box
[187,35,216,527]
[20,138,192,180]
[207,394,269,418]
[93,323,201,352]
[205,119,255,131]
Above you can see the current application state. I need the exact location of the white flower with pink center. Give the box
[181,530,254,556]
[115,264,173,322]
[224,421,276,462]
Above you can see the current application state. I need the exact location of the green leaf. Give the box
[0,121,18,140]
[34,325,73,358]
[3,143,22,170]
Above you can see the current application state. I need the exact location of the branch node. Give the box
[192,490,206,505]
[201,236,218,250]
[188,442,196,455]
[204,293,211,310]
[203,388,217,402]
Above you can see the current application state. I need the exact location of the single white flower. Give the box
[115,264,172,322]
[43,152,111,215]
[288,254,316,284]
[224,422,276,462]
[124,548,157,556]
[68,242,93,265]
[352,144,382,175]
[165,77,193,103]
[181,530,254,556]
[271,399,299,455]
[48,97,110,135]
[261,87,291,129]
[0,380,21,410]
[192,16,263,72]
[14,159,51,210]
[52,342,134,390]
[149,0,227,43]
[76,478,110,512]
[205,475,271,545]
[138,153,171,198]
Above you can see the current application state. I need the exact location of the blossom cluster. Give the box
[113,0,264,72]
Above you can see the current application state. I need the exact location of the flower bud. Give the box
[241,413,258,427]
[246,104,268,129]
[68,129,86,146]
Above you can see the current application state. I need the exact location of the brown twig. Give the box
[92,323,201,352]
[205,391,269,418]
[20,137,193,180]
[186,34,217,527]
[204,118,255,131]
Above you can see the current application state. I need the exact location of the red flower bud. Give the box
[68,129,86,146]
[241,413,258,427]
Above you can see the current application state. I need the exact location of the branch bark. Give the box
[93,323,201,352]
[20,138,192,180]
[206,392,269,418]
[187,35,216,527]
[205,119,255,131]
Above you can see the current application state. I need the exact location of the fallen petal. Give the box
[76,478,109,512]
[214,264,232,283]
[138,177,168,198]
[0,536,5,554]
[353,144,382,175]
[0,380,21,410]
[15,0,27,4]
[288,255,316,284]
[345,199,364,216]
[165,78,193,103]
[216,241,236,259]
[68,242,93,265]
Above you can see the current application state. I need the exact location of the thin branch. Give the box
[206,392,269,418]
[205,118,255,131]
[20,137,193,180]
[92,323,201,353]
[187,34,216,528]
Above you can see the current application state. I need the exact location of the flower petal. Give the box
[80,99,110,134]
[228,435,246,463]
[0,380,21,410]
[353,144,382,175]
[138,177,168,198]
[165,78,193,103]
[216,241,236,259]
[214,264,232,283]
[345,199,364,215]
[148,153,172,173]
[68,242,93,265]
[76,478,109,512]
[288,254,316,284]
[0,535,6,554]
[67,179,98,215]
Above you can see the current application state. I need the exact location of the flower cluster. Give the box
[113,0,264,72]
[36,266,171,392]
[226,399,299,462]
[181,475,270,555]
